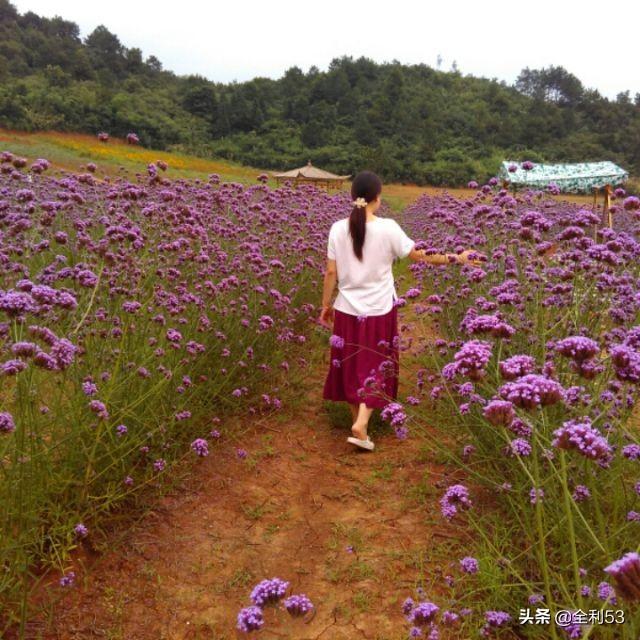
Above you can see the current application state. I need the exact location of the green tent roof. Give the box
[499,161,628,193]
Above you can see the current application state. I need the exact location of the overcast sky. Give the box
[11,0,640,99]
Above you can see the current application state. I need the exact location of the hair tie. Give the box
[352,197,367,208]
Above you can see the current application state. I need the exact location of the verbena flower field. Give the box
[398,187,640,638]
[0,152,345,625]
[2,147,640,637]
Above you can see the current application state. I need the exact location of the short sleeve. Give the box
[327,223,337,260]
[390,220,415,259]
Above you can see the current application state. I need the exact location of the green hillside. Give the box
[1,0,639,185]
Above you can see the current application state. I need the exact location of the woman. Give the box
[319,171,482,451]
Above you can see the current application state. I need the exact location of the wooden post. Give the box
[604,184,612,229]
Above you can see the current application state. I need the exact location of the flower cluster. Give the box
[440,484,472,520]
[552,418,613,466]
[604,552,640,601]
[499,374,564,410]
[236,577,313,633]
[442,340,493,381]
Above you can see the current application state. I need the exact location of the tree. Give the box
[85,25,124,75]
[516,66,583,106]
[145,55,162,72]
[183,83,218,119]
[0,0,18,22]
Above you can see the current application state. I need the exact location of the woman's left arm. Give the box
[408,247,485,265]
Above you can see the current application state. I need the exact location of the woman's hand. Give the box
[319,305,334,328]
[458,249,486,266]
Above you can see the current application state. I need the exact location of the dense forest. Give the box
[1,0,639,185]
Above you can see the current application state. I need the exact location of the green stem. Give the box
[559,449,584,611]
[531,440,559,640]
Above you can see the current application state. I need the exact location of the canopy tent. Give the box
[498,161,628,194]
[273,161,350,190]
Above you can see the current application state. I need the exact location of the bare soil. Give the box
[20,315,467,640]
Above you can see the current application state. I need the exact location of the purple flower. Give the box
[622,196,640,211]
[441,610,459,625]
[381,402,407,428]
[572,485,591,502]
[0,411,16,434]
[604,552,640,601]
[0,291,36,317]
[2,359,27,375]
[610,345,640,382]
[82,381,98,396]
[499,354,536,380]
[521,161,534,171]
[402,597,415,615]
[499,374,564,410]
[410,601,439,626]
[460,557,479,574]
[555,336,599,362]
[559,612,586,638]
[329,334,345,349]
[552,418,613,465]
[59,571,76,587]
[484,610,512,626]
[236,605,264,632]
[166,328,183,343]
[509,438,532,456]
[597,581,617,605]
[153,458,166,472]
[236,448,248,459]
[88,400,109,419]
[440,484,472,520]
[11,342,37,357]
[284,593,314,616]
[250,577,290,606]
[622,444,640,460]
[442,340,493,381]
[74,523,88,538]
[463,314,515,338]
[191,438,209,457]
[483,400,515,427]
[530,487,544,504]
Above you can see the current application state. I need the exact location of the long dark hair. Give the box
[349,170,382,261]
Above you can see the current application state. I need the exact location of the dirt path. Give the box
[23,315,461,640]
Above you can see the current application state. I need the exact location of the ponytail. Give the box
[349,203,367,261]
[348,170,382,262]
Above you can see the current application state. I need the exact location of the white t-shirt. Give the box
[327,216,415,317]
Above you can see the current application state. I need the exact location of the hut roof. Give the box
[273,161,350,181]
[498,160,628,193]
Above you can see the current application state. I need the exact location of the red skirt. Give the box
[322,305,400,410]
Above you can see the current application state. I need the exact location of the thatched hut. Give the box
[273,161,350,190]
